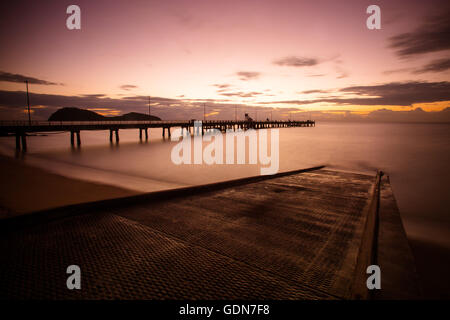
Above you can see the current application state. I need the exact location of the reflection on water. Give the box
[0,122,449,247]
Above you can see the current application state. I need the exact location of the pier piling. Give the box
[70,131,75,146]
[15,134,20,150]
[76,131,81,146]
[20,133,27,151]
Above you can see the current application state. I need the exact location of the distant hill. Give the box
[48,107,161,121]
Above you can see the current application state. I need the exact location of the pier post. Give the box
[145,128,148,140]
[162,127,165,138]
[115,129,119,143]
[76,131,81,146]
[15,134,20,150]
[139,129,142,140]
[109,129,113,142]
[168,127,171,138]
[70,131,75,146]
[21,133,27,151]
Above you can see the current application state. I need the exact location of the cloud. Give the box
[0,90,179,112]
[212,83,231,89]
[82,94,107,98]
[300,90,329,94]
[384,59,450,75]
[212,84,233,93]
[219,91,264,98]
[365,107,450,123]
[0,89,449,123]
[119,84,138,91]
[236,71,260,80]
[388,9,450,57]
[382,68,413,75]
[273,56,318,67]
[272,55,344,78]
[413,58,450,74]
[282,107,450,123]
[0,71,61,85]
[0,90,236,120]
[338,81,450,105]
[262,81,450,106]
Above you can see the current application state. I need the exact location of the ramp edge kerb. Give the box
[350,170,383,300]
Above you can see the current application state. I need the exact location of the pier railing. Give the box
[0,119,315,150]
[0,120,190,126]
[0,119,315,127]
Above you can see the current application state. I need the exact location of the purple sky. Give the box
[0,0,449,121]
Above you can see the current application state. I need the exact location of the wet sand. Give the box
[0,155,139,218]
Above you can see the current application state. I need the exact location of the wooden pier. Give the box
[0,167,419,299]
[0,119,315,150]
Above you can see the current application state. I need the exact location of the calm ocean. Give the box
[1,121,449,249]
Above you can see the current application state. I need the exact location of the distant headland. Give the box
[48,107,161,121]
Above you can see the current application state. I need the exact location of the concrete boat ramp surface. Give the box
[0,167,420,299]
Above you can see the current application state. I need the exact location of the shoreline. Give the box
[0,154,139,218]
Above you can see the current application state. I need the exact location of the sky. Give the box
[0,0,449,121]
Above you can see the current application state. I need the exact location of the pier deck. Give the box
[0,168,419,299]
